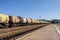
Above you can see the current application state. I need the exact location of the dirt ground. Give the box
[18,24,60,40]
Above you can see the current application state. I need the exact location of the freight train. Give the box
[0,14,50,28]
[0,14,41,28]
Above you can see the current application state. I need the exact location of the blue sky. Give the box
[0,0,60,20]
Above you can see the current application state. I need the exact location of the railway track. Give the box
[0,24,49,40]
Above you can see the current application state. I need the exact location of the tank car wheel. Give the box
[0,25,5,28]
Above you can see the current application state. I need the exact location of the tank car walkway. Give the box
[16,24,60,40]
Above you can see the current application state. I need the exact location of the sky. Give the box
[0,0,60,20]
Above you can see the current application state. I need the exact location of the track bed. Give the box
[0,24,49,40]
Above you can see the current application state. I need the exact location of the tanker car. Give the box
[9,16,23,27]
[0,14,9,27]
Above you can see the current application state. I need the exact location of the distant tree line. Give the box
[50,19,60,24]
[40,19,60,24]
